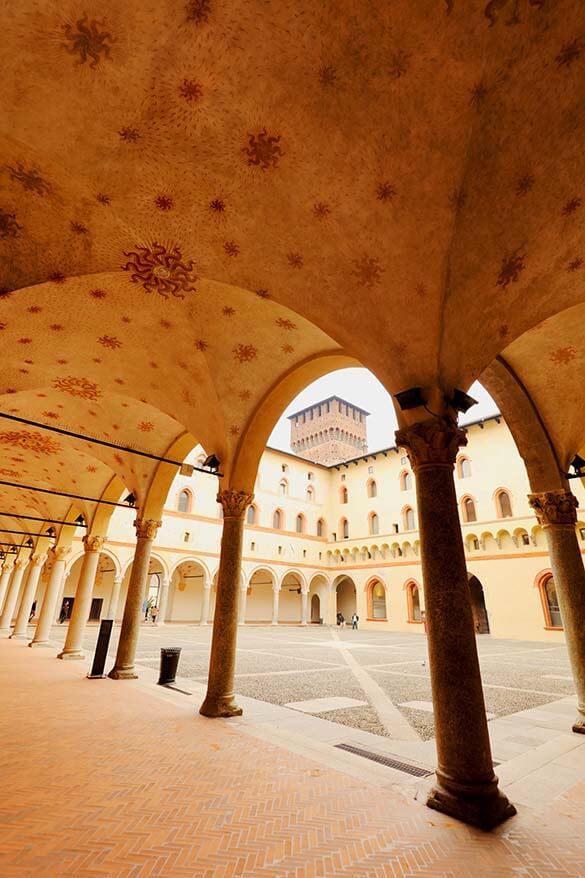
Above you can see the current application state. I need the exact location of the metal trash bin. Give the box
[158,647,181,686]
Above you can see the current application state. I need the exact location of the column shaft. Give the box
[156,578,169,625]
[106,576,122,619]
[11,556,45,639]
[300,589,309,626]
[397,417,515,829]
[200,489,252,718]
[200,585,211,625]
[30,548,69,647]
[238,586,248,625]
[108,519,159,679]
[0,562,27,634]
[0,563,14,615]
[529,491,585,733]
[58,537,104,659]
[271,587,280,625]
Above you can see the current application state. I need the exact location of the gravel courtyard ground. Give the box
[46,622,574,742]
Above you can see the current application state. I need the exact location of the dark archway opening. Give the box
[468,574,490,634]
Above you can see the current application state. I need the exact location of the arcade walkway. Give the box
[2,639,585,877]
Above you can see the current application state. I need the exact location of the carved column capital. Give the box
[14,558,27,570]
[83,534,106,553]
[31,553,47,567]
[217,489,254,519]
[51,545,72,561]
[395,417,467,470]
[133,519,161,540]
[528,490,578,527]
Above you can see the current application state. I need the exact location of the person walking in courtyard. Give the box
[351,612,359,630]
[150,605,159,624]
[143,597,149,621]
[29,600,36,622]
[59,600,70,623]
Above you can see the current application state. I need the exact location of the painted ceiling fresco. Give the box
[1,0,585,523]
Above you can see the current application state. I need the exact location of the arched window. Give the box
[340,486,348,504]
[368,580,387,620]
[272,509,282,529]
[296,514,305,533]
[457,457,472,479]
[407,582,422,622]
[496,489,513,518]
[367,479,377,498]
[538,574,563,628]
[462,496,477,523]
[341,518,349,539]
[306,486,314,502]
[369,513,379,535]
[403,506,416,531]
[400,470,413,491]
[279,479,288,496]
[177,489,192,513]
[246,505,257,525]
[316,518,326,538]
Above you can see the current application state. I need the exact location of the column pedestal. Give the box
[0,561,27,635]
[58,537,104,660]
[529,490,585,734]
[11,555,46,639]
[200,489,252,718]
[271,586,280,625]
[396,417,515,830]
[30,547,70,647]
[108,519,160,679]
[200,584,211,625]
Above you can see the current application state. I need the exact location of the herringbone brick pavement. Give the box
[1,639,585,877]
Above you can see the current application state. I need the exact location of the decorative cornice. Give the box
[217,489,254,519]
[528,490,578,527]
[134,519,161,540]
[395,417,467,470]
[83,534,106,553]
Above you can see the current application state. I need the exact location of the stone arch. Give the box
[167,558,209,622]
[333,573,356,620]
[365,576,388,620]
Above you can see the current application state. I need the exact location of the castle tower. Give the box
[288,396,369,465]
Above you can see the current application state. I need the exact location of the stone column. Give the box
[200,583,211,625]
[57,536,104,659]
[106,575,122,620]
[0,560,28,634]
[11,555,46,639]
[200,489,252,718]
[29,547,70,647]
[0,561,15,614]
[156,577,169,625]
[238,584,248,625]
[271,585,280,625]
[396,417,515,829]
[529,490,585,733]
[300,587,309,626]
[108,519,160,679]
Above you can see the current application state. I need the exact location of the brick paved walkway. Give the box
[2,639,585,877]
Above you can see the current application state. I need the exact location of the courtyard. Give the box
[47,623,576,754]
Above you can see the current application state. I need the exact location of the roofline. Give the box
[264,445,330,469]
[287,395,370,419]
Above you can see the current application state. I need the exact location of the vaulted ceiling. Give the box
[1,0,584,524]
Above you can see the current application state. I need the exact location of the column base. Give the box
[108,666,138,680]
[28,640,52,648]
[199,620,208,626]
[427,781,516,831]
[572,716,585,734]
[57,650,85,660]
[271,621,278,626]
[10,633,29,640]
[199,694,243,718]
[0,628,13,637]
[299,621,307,627]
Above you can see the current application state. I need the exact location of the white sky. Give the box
[268,368,499,454]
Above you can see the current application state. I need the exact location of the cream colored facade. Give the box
[29,414,585,643]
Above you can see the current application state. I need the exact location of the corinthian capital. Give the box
[51,545,72,561]
[217,489,254,519]
[529,490,578,527]
[83,535,105,553]
[31,553,47,567]
[134,519,161,540]
[395,417,467,469]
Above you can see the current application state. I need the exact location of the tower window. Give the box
[177,489,192,513]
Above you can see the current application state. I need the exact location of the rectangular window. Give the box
[319,552,322,560]
[392,523,399,533]
[250,541,255,551]
[302,549,307,558]
[368,465,374,474]
[307,472,313,480]
[184,532,191,542]
[326,402,330,413]
[278,545,282,555]
[341,474,346,481]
